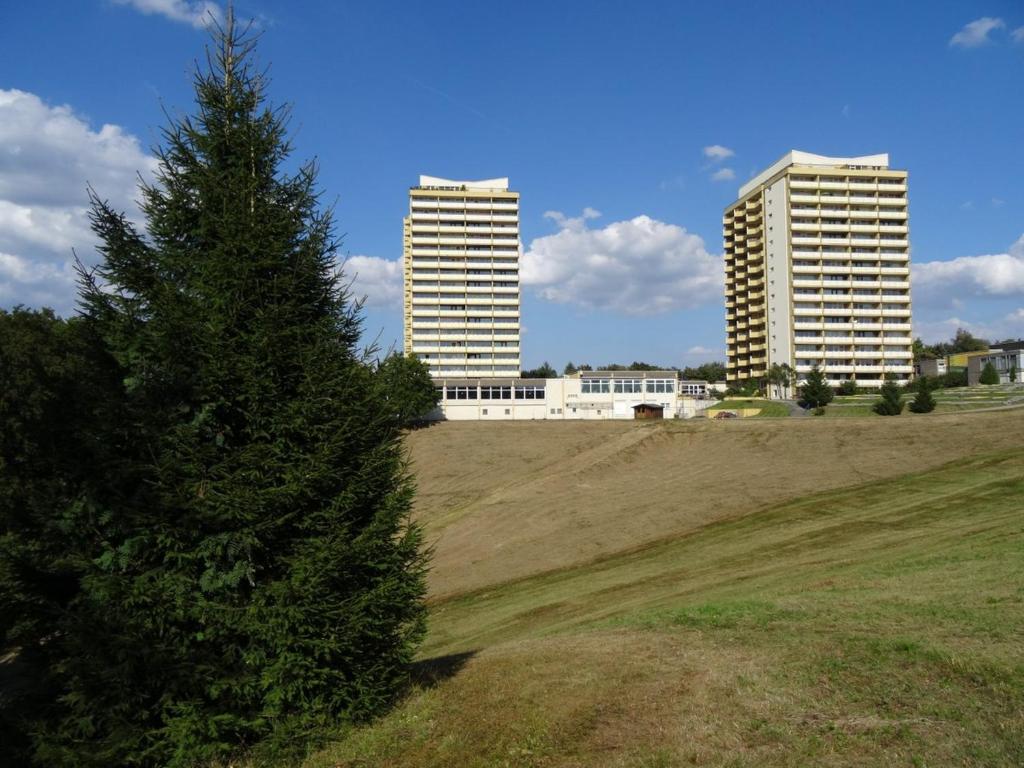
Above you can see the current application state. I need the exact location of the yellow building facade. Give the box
[402,176,520,378]
[724,151,913,391]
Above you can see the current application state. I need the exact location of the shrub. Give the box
[908,378,936,414]
[873,379,905,415]
[837,380,858,396]
[979,361,1000,385]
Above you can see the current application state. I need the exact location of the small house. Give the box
[632,402,664,420]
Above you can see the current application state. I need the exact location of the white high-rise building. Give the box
[724,151,913,392]
[403,176,520,378]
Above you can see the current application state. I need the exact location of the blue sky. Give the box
[2,1,1022,369]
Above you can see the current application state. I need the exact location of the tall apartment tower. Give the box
[403,176,521,378]
[724,151,913,393]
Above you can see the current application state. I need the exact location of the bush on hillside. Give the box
[908,377,937,414]
[873,378,905,415]
[837,380,858,396]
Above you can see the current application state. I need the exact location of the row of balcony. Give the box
[409,212,518,223]
[790,194,905,206]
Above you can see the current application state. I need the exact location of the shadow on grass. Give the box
[409,650,477,689]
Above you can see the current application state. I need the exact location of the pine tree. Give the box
[979,361,1000,385]
[874,378,905,415]
[19,16,427,767]
[799,365,833,409]
[908,377,936,414]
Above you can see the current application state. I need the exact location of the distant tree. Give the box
[1010,363,1018,383]
[837,379,859,396]
[951,328,989,353]
[908,377,936,414]
[377,353,440,426]
[577,363,593,372]
[563,361,578,375]
[682,361,727,382]
[521,361,558,378]
[979,361,1000,385]
[766,363,796,399]
[912,337,934,360]
[627,361,662,371]
[799,365,834,409]
[874,377,906,415]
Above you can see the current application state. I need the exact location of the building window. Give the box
[581,378,610,394]
[504,408,511,415]
[482,408,488,415]
[515,385,545,399]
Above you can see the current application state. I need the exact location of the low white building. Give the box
[431,370,713,421]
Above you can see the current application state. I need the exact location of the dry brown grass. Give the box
[408,409,1024,598]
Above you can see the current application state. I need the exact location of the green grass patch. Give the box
[305,447,1024,768]
[707,399,791,417]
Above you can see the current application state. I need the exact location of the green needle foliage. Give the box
[1,16,427,768]
[873,377,905,416]
[798,365,833,409]
[908,377,936,414]
[979,361,1000,385]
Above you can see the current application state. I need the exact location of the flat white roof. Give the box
[737,150,890,198]
[418,175,510,190]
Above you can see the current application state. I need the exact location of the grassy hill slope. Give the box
[307,441,1024,766]
[408,410,1024,599]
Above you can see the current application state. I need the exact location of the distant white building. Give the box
[430,370,713,421]
[403,175,521,378]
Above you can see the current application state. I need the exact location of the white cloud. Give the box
[1014,26,1024,43]
[912,235,1024,308]
[841,104,851,119]
[711,168,736,182]
[112,0,223,28]
[344,255,403,309]
[686,345,720,355]
[949,17,1005,48]
[542,207,601,231]
[703,145,734,161]
[521,210,723,316]
[0,89,156,314]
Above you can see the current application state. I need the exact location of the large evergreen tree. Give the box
[3,16,427,767]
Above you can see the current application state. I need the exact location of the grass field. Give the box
[826,383,1024,418]
[301,409,1024,767]
[705,399,791,417]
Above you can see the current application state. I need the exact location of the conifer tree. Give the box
[908,377,936,414]
[13,15,427,767]
[873,377,905,415]
[979,361,1000,385]
[799,365,833,409]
